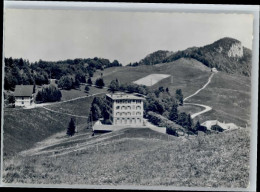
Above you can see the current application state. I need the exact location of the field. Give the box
[187,72,251,127]
[3,92,105,157]
[2,57,252,187]
[178,105,204,116]
[92,58,251,127]
[93,58,212,98]
[3,108,73,156]
[3,128,250,188]
[133,74,171,86]
[44,93,105,120]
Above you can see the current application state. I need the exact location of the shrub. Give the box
[7,94,15,104]
[198,125,208,132]
[84,85,90,93]
[95,78,105,88]
[58,76,73,90]
[36,85,62,103]
[147,111,186,137]
[211,124,224,132]
[87,77,92,85]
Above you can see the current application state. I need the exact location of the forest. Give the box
[4,57,122,91]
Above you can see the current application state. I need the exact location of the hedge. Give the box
[147,111,186,137]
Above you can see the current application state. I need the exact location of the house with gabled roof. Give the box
[14,85,34,107]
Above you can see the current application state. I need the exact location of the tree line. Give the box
[4,57,122,91]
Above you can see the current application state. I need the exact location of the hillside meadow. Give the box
[93,58,212,98]
[3,128,250,188]
[2,94,103,157]
[187,72,251,127]
[2,57,252,188]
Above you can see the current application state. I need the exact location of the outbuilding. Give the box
[14,85,34,107]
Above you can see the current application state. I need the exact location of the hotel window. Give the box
[127,106,131,110]
[128,100,131,103]
[136,106,141,110]
[116,106,120,110]
[127,112,131,116]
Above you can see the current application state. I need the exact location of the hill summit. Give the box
[132,37,252,77]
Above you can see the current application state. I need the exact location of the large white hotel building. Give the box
[105,92,145,126]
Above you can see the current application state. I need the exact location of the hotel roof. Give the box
[106,92,145,100]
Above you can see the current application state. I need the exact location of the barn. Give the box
[14,85,34,107]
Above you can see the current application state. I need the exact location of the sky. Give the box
[4,9,254,65]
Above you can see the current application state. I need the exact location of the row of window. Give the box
[115,105,141,110]
[115,111,142,116]
[115,100,142,104]
[17,96,33,100]
[115,117,142,124]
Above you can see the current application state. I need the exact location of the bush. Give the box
[211,124,224,132]
[87,77,92,85]
[58,76,73,90]
[7,94,15,104]
[36,84,62,103]
[198,125,208,132]
[84,85,90,93]
[147,111,187,137]
[95,78,105,88]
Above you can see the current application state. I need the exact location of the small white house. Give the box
[212,67,218,73]
[14,85,34,107]
[201,120,238,130]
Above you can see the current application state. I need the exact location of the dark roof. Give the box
[14,85,34,97]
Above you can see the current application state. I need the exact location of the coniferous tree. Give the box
[36,90,43,103]
[169,103,178,123]
[8,94,15,105]
[108,79,119,93]
[91,103,102,121]
[194,120,201,132]
[85,85,90,93]
[67,118,76,136]
[175,89,184,105]
[95,78,105,88]
[186,114,193,130]
[87,77,92,85]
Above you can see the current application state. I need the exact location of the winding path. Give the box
[183,73,214,119]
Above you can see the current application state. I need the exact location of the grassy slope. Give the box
[178,105,204,115]
[3,108,72,156]
[2,57,252,187]
[94,58,251,126]
[3,93,105,156]
[187,72,251,127]
[60,85,106,101]
[94,58,212,98]
[3,128,250,188]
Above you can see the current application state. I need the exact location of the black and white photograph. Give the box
[1,1,259,191]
